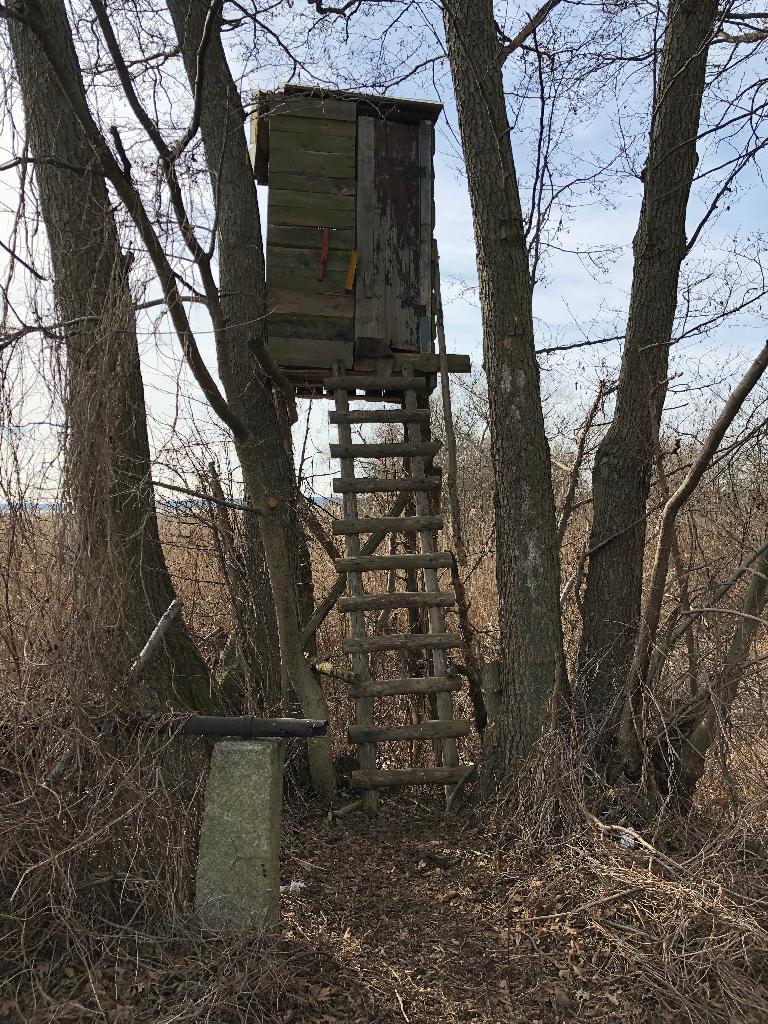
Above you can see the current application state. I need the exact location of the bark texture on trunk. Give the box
[165,0,334,795]
[8,0,215,711]
[242,500,282,708]
[443,0,565,775]
[577,0,718,731]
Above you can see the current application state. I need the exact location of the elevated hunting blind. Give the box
[251,85,474,809]
[251,84,465,391]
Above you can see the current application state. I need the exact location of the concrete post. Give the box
[195,739,283,929]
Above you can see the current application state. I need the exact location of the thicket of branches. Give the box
[1,0,768,1020]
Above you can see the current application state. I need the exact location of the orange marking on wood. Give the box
[345,251,359,291]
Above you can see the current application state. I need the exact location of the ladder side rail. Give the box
[402,368,460,775]
[332,361,379,813]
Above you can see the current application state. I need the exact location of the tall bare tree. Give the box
[442,0,566,779]
[577,0,720,741]
[162,0,311,714]
[6,0,217,710]
[4,0,335,793]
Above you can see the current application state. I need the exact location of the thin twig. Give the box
[129,600,183,678]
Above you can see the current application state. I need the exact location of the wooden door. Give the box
[355,118,434,356]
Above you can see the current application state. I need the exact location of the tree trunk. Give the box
[443,0,565,778]
[577,0,718,736]
[242,497,282,709]
[165,0,334,796]
[7,0,216,711]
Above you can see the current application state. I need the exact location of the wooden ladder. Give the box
[327,362,473,810]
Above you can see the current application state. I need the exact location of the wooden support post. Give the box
[434,247,467,565]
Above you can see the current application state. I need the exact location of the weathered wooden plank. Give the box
[268,266,349,297]
[334,552,452,572]
[268,95,356,121]
[359,353,471,375]
[280,84,443,126]
[332,514,443,535]
[267,289,354,318]
[268,247,354,276]
[351,767,469,789]
[379,120,421,353]
[333,476,440,495]
[348,676,463,698]
[343,632,462,655]
[249,91,270,184]
[324,374,427,392]
[270,189,355,215]
[266,337,353,369]
[329,408,431,426]
[348,719,471,744]
[355,119,425,355]
[268,172,356,197]
[355,337,393,359]
[338,590,455,612]
[268,148,356,179]
[280,354,468,389]
[268,191,354,230]
[354,117,381,353]
[418,121,434,354]
[270,114,358,139]
[266,312,354,343]
[395,353,468,373]
[330,441,442,460]
[268,225,356,250]
[269,207,353,230]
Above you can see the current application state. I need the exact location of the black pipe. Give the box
[181,716,328,739]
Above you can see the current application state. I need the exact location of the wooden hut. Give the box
[250,83,468,393]
[251,85,474,805]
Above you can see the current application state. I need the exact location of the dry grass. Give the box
[2,417,768,1022]
[4,750,768,1024]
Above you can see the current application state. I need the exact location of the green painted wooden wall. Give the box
[251,88,441,378]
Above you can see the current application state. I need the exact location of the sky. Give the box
[1,2,767,502]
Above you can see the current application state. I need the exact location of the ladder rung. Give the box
[338,591,456,612]
[325,375,428,393]
[331,512,444,536]
[352,767,471,789]
[348,720,471,744]
[333,515,444,536]
[335,552,452,573]
[329,409,430,426]
[333,476,440,495]
[348,676,463,698]
[330,441,442,460]
[343,632,462,655]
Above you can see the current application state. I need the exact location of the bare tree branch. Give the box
[621,342,768,767]
[498,0,564,60]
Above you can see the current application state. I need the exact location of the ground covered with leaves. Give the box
[4,786,768,1024]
